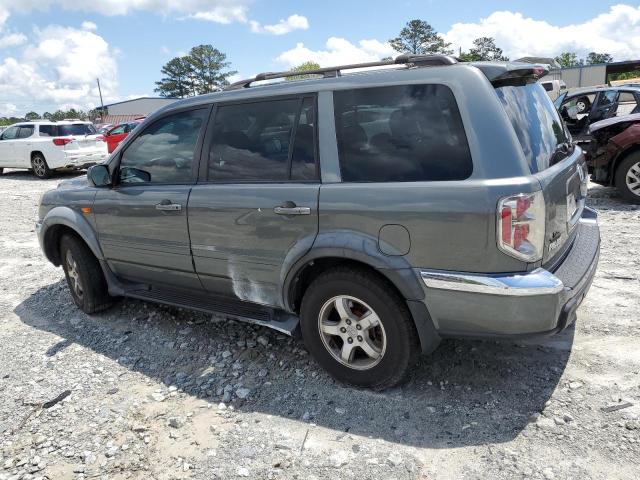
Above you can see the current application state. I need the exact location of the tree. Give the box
[287,61,321,80]
[459,37,509,61]
[586,52,613,65]
[389,19,452,55]
[25,111,40,120]
[42,112,53,120]
[186,44,236,95]
[554,52,583,68]
[155,56,193,98]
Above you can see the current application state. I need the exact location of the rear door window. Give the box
[615,92,640,116]
[333,84,473,182]
[207,96,318,182]
[496,83,570,172]
[17,126,34,138]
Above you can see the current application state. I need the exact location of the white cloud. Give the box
[0,101,17,115]
[250,14,309,35]
[277,37,396,68]
[0,25,119,112]
[0,1,251,26]
[0,31,25,48]
[443,4,640,61]
[81,20,97,31]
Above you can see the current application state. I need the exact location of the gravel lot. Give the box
[0,169,639,480]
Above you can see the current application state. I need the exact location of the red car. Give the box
[104,120,143,153]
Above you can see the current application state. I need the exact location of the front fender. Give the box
[39,206,104,265]
[280,230,426,311]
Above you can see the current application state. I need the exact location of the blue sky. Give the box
[0,0,638,115]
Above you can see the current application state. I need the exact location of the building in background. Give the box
[96,97,177,124]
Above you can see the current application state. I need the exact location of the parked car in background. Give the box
[587,113,640,203]
[95,124,113,135]
[555,86,640,144]
[540,78,567,100]
[36,56,600,389]
[0,121,108,178]
[104,120,143,153]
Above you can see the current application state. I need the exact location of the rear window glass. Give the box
[58,124,96,136]
[496,83,570,172]
[39,124,96,136]
[334,84,472,182]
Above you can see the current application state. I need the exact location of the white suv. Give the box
[0,121,109,179]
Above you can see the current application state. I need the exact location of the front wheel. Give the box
[60,234,113,313]
[31,153,52,179]
[300,267,421,390]
[615,153,640,204]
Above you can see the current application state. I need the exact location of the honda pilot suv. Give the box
[36,55,600,389]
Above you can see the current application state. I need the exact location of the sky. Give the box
[0,0,639,116]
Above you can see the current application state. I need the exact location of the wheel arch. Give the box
[41,206,104,266]
[281,232,439,354]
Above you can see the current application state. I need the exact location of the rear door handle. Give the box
[155,200,182,211]
[274,201,311,215]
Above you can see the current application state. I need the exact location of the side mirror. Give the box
[87,164,112,187]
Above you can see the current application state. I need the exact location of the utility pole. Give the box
[96,78,105,121]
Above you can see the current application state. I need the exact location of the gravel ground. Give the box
[0,169,639,480]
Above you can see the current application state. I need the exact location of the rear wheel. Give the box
[300,267,421,390]
[614,153,640,204]
[31,153,52,179]
[60,234,113,313]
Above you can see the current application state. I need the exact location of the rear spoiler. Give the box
[471,62,549,87]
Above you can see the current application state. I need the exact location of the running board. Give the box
[124,287,300,336]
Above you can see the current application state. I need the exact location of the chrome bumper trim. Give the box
[421,268,564,296]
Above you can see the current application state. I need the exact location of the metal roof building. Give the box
[96,97,177,123]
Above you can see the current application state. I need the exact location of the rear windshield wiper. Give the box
[550,142,573,166]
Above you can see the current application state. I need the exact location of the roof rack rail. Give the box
[224,54,458,91]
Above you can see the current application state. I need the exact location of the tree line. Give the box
[0,109,98,126]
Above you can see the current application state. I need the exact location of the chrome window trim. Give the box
[421,268,564,296]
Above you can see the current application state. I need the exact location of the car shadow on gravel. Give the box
[16,280,573,449]
[587,183,640,212]
[0,169,85,182]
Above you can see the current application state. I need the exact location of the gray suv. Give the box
[36,55,600,389]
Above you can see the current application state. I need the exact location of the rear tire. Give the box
[60,234,113,313]
[300,266,421,390]
[31,153,52,179]
[575,96,590,114]
[614,153,640,204]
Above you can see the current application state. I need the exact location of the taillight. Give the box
[52,138,73,146]
[497,191,545,262]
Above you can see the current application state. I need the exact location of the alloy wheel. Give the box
[317,295,387,370]
[626,161,640,197]
[32,156,46,177]
[66,250,84,299]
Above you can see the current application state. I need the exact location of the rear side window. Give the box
[119,109,207,184]
[333,84,472,182]
[207,96,318,182]
[496,83,570,173]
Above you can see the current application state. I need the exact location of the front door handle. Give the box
[274,201,311,215]
[155,199,182,211]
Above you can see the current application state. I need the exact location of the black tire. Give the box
[300,266,422,390]
[31,153,52,179]
[575,96,590,114]
[0,167,3,175]
[60,234,113,313]
[614,152,640,204]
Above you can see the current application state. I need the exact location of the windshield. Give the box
[57,124,96,136]
[496,82,570,173]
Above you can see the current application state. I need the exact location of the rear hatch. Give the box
[490,68,588,264]
[56,123,106,153]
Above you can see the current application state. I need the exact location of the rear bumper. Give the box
[52,150,108,170]
[419,207,600,337]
